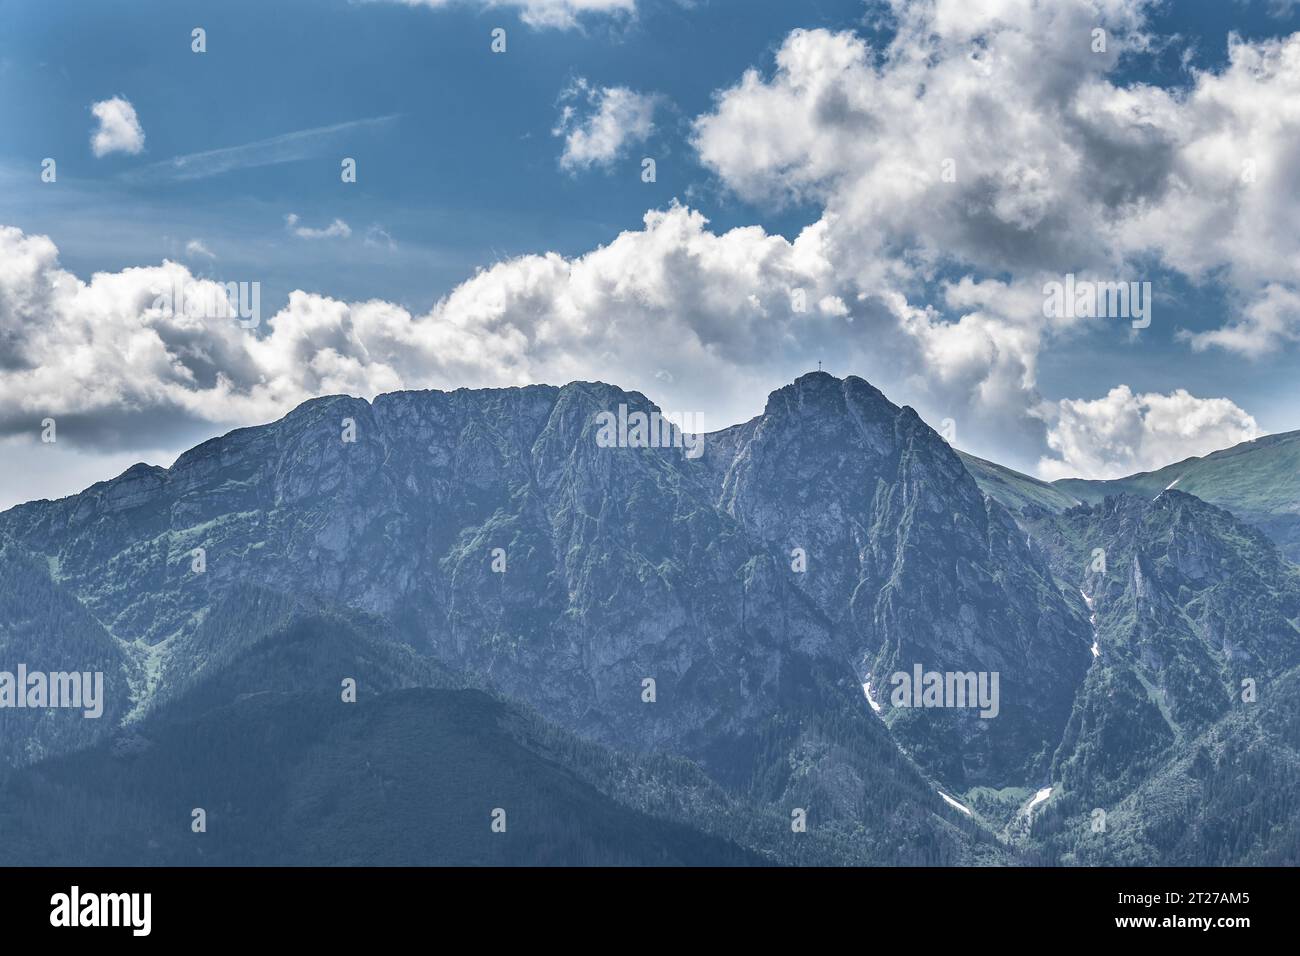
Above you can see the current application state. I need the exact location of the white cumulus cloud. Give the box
[554,79,659,171]
[0,211,842,444]
[691,1,1300,402]
[7,0,1295,492]
[1037,386,1263,480]
[90,96,145,157]
[1182,283,1300,357]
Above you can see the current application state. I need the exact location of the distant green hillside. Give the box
[0,608,1003,866]
[957,452,1082,514]
[1053,430,1300,562]
[0,612,767,867]
[960,432,1300,564]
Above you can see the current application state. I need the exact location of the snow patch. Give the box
[1080,590,1099,658]
[1026,786,1053,813]
[862,679,882,714]
[938,790,973,816]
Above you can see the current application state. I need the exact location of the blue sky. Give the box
[3,0,1300,506]
[1,0,861,307]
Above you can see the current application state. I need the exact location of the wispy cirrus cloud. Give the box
[364,225,398,250]
[122,115,399,183]
[285,214,352,240]
[184,239,216,260]
[377,0,635,30]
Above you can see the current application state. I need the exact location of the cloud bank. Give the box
[8,0,1299,490]
[1038,386,1262,480]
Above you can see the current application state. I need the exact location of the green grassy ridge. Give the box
[957,452,1082,514]
[960,431,1300,563]
[1054,430,1300,561]
[1054,430,1300,506]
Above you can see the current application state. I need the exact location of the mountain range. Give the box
[1,371,1296,866]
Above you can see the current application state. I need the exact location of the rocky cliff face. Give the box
[709,373,1092,786]
[1021,491,1300,805]
[3,373,1299,864]
[0,373,1095,792]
